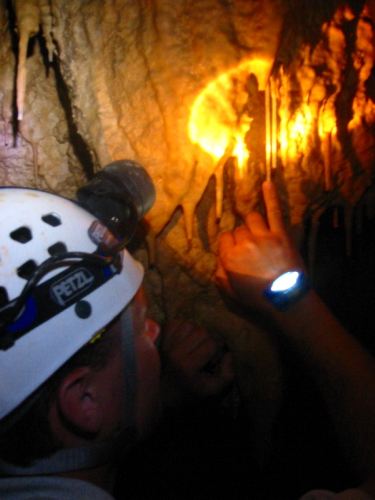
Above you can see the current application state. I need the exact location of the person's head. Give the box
[0,187,161,475]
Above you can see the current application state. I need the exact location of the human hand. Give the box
[160,321,234,407]
[216,181,305,309]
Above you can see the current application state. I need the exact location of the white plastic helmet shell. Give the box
[0,188,144,420]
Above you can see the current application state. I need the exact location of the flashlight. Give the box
[263,270,311,311]
[77,159,156,248]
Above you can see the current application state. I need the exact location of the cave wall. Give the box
[1,0,375,462]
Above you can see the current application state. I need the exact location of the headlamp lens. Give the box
[77,160,156,248]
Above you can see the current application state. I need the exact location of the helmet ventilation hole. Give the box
[42,213,61,227]
[48,242,67,256]
[10,226,32,243]
[75,300,92,319]
[17,260,38,280]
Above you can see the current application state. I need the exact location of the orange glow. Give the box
[281,103,314,161]
[188,59,271,176]
[189,25,370,185]
[189,59,337,176]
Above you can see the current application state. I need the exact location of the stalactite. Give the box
[39,0,54,63]
[182,201,195,245]
[321,131,332,191]
[265,82,271,180]
[214,137,235,220]
[13,0,41,120]
[0,63,14,147]
[1,101,12,147]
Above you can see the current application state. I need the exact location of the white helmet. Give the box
[0,187,144,421]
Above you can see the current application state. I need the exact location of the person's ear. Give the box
[57,367,104,435]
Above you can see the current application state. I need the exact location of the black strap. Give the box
[0,253,121,350]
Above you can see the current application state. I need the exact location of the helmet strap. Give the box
[120,305,138,430]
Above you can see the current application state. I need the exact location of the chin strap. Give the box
[120,305,138,430]
[0,306,138,476]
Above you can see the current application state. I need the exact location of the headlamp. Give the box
[77,159,156,249]
[263,270,311,311]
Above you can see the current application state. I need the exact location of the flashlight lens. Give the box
[271,271,299,292]
[263,271,311,311]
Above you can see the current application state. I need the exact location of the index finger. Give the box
[218,230,235,257]
[262,181,287,234]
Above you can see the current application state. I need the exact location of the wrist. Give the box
[269,289,330,340]
[263,270,311,312]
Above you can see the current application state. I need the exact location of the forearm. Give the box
[270,289,375,484]
[216,179,375,489]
